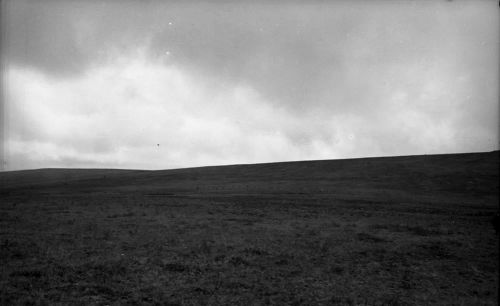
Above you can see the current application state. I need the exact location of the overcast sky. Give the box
[1,0,498,170]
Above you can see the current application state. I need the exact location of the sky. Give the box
[1,0,498,171]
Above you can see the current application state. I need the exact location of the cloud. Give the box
[4,53,337,169]
[7,1,497,109]
[2,1,498,170]
[5,49,496,170]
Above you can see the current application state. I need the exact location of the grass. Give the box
[0,151,498,305]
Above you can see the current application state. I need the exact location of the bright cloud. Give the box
[2,1,498,170]
[4,54,341,169]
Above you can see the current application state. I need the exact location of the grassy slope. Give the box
[0,151,498,305]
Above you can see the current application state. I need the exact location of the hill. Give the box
[0,151,498,305]
[2,150,498,199]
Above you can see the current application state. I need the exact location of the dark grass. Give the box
[0,151,498,305]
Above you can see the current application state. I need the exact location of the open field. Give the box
[0,151,498,305]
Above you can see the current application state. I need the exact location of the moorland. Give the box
[0,151,498,305]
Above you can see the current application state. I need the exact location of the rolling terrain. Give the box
[1,151,498,305]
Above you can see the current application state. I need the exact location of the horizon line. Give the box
[2,149,498,174]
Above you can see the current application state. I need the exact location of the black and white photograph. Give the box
[0,0,498,304]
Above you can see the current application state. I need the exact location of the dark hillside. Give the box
[0,151,498,305]
[2,151,498,200]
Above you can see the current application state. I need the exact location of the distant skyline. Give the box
[1,0,499,171]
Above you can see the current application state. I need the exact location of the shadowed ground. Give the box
[0,151,498,305]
